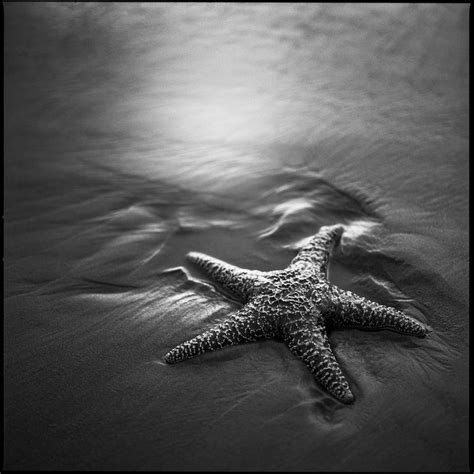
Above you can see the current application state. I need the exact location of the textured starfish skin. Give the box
[164,225,428,404]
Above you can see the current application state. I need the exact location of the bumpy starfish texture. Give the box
[164,225,428,403]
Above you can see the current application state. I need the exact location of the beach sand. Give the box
[4,3,469,471]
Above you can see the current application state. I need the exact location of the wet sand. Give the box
[4,3,469,471]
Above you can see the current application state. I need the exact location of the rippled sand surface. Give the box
[4,4,468,471]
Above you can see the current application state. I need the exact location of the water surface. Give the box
[4,3,469,471]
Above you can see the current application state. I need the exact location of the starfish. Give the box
[164,224,428,403]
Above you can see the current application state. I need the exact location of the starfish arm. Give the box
[326,286,427,337]
[289,224,343,278]
[282,314,354,404]
[187,251,263,301]
[164,302,273,363]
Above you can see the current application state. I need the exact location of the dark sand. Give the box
[4,4,469,471]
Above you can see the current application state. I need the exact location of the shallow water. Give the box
[4,3,469,471]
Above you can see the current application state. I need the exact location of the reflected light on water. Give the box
[170,92,270,144]
[142,36,278,145]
